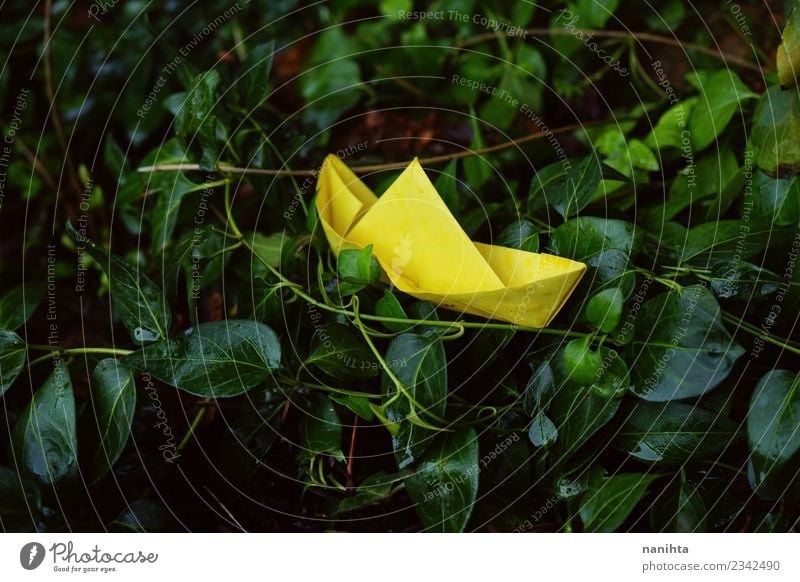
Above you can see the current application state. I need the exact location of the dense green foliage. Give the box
[1,0,799,532]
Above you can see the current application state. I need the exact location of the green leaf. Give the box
[335,471,395,514]
[337,246,380,296]
[175,70,220,170]
[549,343,626,465]
[376,290,410,333]
[405,427,478,532]
[646,97,697,150]
[300,393,344,461]
[579,471,657,532]
[547,155,603,218]
[523,361,554,416]
[615,400,739,463]
[123,320,281,398]
[86,359,136,482]
[0,283,44,330]
[687,69,757,151]
[306,322,379,380]
[679,221,770,269]
[585,287,624,333]
[299,58,361,129]
[382,333,447,469]
[777,6,800,88]
[434,160,460,217]
[650,478,707,532]
[528,413,557,447]
[13,362,77,487]
[329,394,375,421]
[708,261,781,300]
[747,369,800,493]
[751,85,800,177]
[0,466,42,531]
[66,221,171,345]
[496,219,539,253]
[247,231,285,269]
[748,171,800,226]
[0,330,26,396]
[628,285,745,401]
[549,216,642,261]
[464,111,491,188]
[239,41,275,110]
[110,499,177,532]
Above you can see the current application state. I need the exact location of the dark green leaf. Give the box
[239,41,275,110]
[123,320,281,398]
[548,155,603,218]
[615,400,739,463]
[0,330,26,396]
[708,261,781,300]
[405,427,478,532]
[13,362,77,487]
[0,466,42,531]
[549,216,642,261]
[375,290,410,332]
[175,70,220,170]
[580,471,657,532]
[335,471,396,514]
[628,285,744,401]
[496,219,539,253]
[110,500,178,532]
[66,221,171,345]
[679,221,770,268]
[86,359,136,482]
[650,478,707,532]
[382,333,447,469]
[0,283,44,330]
[523,361,554,416]
[307,322,379,380]
[300,393,344,461]
[747,369,800,493]
[464,111,491,188]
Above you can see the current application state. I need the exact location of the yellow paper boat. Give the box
[315,155,586,328]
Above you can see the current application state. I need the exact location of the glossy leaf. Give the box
[306,322,379,380]
[495,219,539,253]
[405,427,478,532]
[86,359,137,482]
[375,290,411,333]
[66,221,171,345]
[548,155,603,218]
[123,320,281,398]
[175,70,220,170]
[0,330,26,396]
[382,333,447,469]
[650,478,707,532]
[628,285,744,401]
[239,41,275,110]
[13,362,77,487]
[529,413,557,447]
[615,400,739,463]
[586,287,624,332]
[747,370,800,493]
[579,471,657,532]
[300,393,344,461]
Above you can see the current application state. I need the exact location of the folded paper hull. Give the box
[316,154,586,328]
